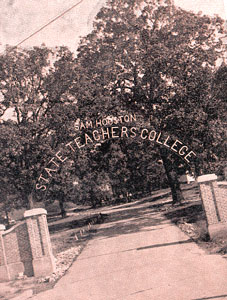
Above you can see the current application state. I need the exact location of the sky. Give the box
[0,0,226,54]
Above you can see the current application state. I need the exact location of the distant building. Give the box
[179,173,195,184]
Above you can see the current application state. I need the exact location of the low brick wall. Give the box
[0,209,55,281]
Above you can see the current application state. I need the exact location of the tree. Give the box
[75,0,226,203]
[69,152,112,208]
[0,46,78,209]
[207,63,227,176]
[0,177,20,227]
[90,132,166,202]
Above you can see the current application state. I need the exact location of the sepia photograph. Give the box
[0,0,227,299]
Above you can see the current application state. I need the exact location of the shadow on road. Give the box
[193,295,227,300]
[137,239,192,251]
[92,201,170,240]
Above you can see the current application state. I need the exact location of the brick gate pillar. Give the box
[24,208,56,278]
[197,174,227,239]
[0,224,10,281]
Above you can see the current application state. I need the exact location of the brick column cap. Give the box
[24,208,47,218]
[197,174,217,183]
[0,224,6,231]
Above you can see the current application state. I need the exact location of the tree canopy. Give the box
[0,46,78,208]
[74,0,226,202]
[0,0,226,213]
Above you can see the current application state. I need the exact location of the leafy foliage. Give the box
[74,0,226,202]
[0,1,226,211]
[0,46,78,208]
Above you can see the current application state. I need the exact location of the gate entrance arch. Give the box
[33,113,227,242]
[35,114,197,194]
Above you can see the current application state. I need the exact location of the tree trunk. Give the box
[59,198,66,218]
[159,150,184,205]
[168,170,184,205]
[25,193,35,209]
[111,185,120,203]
